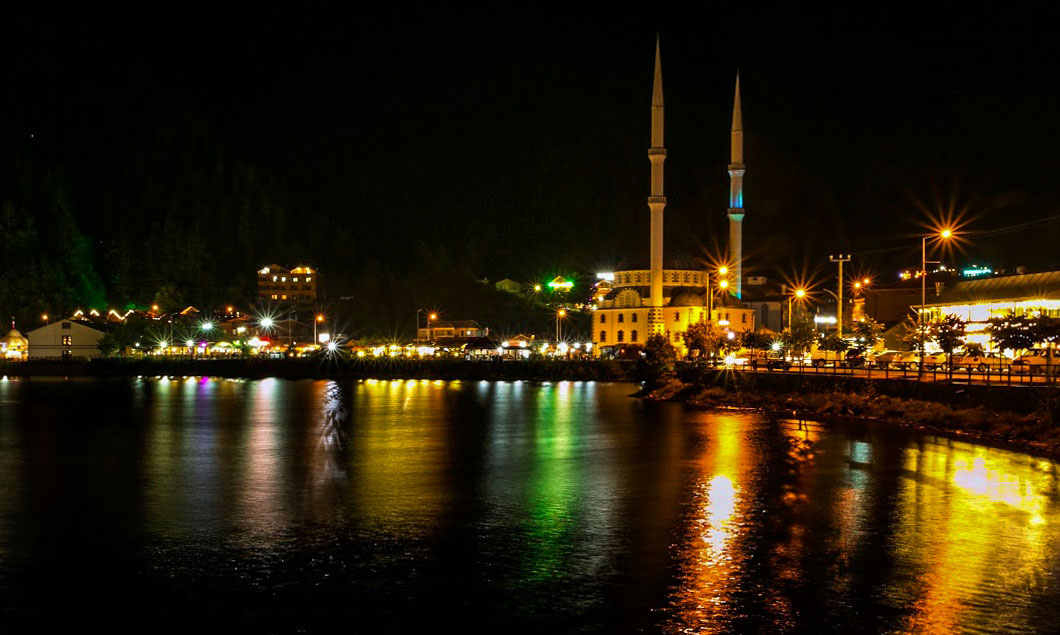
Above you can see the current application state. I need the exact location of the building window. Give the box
[61,335,72,346]
[281,295,287,300]
[631,313,638,323]
[631,329,638,342]
[293,277,299,282]
[62,322,71,330]
[673,312,679,322]
[683,273,690,283]
[600,314,606,324]
[271,294,278,300]
[272,276,278,282]
[618,313,624,323]
[600,330,607,342]
[742,313,748,323]
[617,330,624,342]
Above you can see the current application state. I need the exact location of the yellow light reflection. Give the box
[893,439,1059,633]
[668,414,753,632]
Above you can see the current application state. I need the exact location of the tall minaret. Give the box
[727,73,745,299]
[648,38,666,330]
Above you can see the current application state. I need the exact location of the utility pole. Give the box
[829,254,851,337]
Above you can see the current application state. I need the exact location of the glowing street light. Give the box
[718,266,729,276]
[200,321,214,332]
[260,317,274,329]
[314,313,325,344]
[788,288,807,331]
[919,227,956,375]
[556,308,567,342]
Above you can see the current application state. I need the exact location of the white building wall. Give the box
[27,321,105,360]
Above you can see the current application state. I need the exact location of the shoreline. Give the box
[0,358,638,382]
[6,359,1059,458]
[639,375,1060,459]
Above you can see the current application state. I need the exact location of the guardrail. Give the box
[720,358,1060,386]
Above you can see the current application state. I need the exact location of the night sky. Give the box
[5,6,1060,295]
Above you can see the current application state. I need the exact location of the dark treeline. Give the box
[6,10,1060,336]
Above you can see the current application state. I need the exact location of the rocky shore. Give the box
[642,374,1060,457]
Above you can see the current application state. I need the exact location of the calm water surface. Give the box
[0,377,1058,633]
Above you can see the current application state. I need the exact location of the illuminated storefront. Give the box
[922,271,1060,349]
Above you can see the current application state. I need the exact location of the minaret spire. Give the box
[648,36,667,329]
[727,72,745,299]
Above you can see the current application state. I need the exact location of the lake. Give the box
[0,377,1057,633]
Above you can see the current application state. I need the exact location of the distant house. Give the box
[417,319,488,341]
[27,320,106,360]
[257,264,319,304]
[495,279,522,294]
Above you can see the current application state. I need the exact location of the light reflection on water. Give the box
[0,378,1058,632]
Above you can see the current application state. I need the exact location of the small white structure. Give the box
[1,323,28,360]
[27,320,106,360]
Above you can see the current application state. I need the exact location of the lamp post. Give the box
[829,254,851,337]
[788,288,806,331]
[556,308,566,342]
[428,313,437,342]
[314,314,325,344]
[919,229,953,376]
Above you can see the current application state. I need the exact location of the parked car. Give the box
[949,352,1010,372]
[873,350,902,369]
[809,349,845,367]
[1011,349,1060,375]
[893,350,923,370]
[844,349,867,368]
[921,352,949,371]
[749,350,791,370]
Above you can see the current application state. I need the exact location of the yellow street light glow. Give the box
[854,282,862,289]
[719,279,729,289]
[863,278,870,285]
[429,313,437,320]
[533,284,542,292]
[795,288,807,298]
[41,314,48,321]
[718,266,729,276]
[557,309,567,317]
[316,314,325,322]
[226,306,234,313]
[152,305,159,312]
[940,228,953,239]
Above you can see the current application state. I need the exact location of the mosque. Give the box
[593,39,755,357]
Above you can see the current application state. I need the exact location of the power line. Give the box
[850,213,1060,258]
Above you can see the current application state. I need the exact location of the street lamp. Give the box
[428,313,437,342]
[919,228,955,374]
[556,308,567,342]
[314,313,325,344]
[788,288,807,331]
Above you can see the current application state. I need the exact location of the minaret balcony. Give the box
[648,196,667,205]
[648,148,667,157]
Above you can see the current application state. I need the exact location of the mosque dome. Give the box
[2,328,27,358]
[669,289,706,307]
